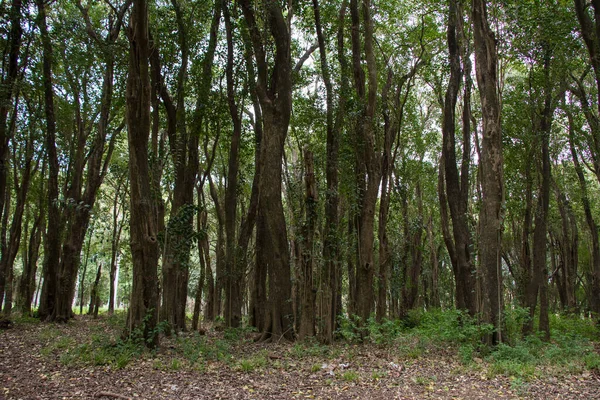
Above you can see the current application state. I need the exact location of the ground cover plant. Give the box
[1,309,599,399]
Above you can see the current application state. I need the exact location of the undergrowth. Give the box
[27,307,600,380]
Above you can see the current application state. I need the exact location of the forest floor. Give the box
[1,314,599,399]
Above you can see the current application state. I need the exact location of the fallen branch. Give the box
[94,391,132,400]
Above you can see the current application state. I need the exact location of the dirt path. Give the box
[1,317,599,399]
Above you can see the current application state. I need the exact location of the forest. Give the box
[1,0,600,398]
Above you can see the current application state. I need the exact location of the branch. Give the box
[293,43,318,76]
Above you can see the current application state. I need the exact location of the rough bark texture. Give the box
[37,0,62,322]
[440,0,477,316]
[124,0,160,348]
[108,174,127,314]
[573,0,600,322]
[240,0,294,341]
[0,132,35,314]
[298,149,317,340]
[159,0,220,333]
[17,200,44,315]
[568,111,600,318]
[316,0,346,343]
[0,0,22,233]
[223,0,243,329]
[472,0,504,344]
[349,0,381,329]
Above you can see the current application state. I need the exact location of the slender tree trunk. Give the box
[440,0,477,316]
[298,149,317,339]
[315,0,346,343]
[349,0,381,329]
[79,228,93,315]
[473,0,504,344]
[222,0,243,328]
[37,0,61,322]
[88,263,102,317]
[108,175,126,315]
[568,110,600,320]
[18,199,44,315]
[124,0,160,348]
[0,0,23,228]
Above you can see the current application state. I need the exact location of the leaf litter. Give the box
[0,316,599,399]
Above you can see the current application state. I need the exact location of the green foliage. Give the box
[341,370,359,382]
[290,340,331,359]
[46,333,143,369]
[173,333,232,366]
[485,314,600,379]
[237,351,268,373]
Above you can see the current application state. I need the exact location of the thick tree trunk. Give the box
[472,0,504,344]
[124,0,160,348]
[240,0,294,342]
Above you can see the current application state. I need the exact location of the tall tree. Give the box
[239,0,294,341]
[349,0,381,329]
[439,0,477,316]
[472,0,504,344]
[0,0,23,231]
[124,0,160,348]
[37,0,62,322]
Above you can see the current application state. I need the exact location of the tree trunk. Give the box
[108,174,126,315]
[568,110,600,320]
[88,263,102,318]
[472,0,504,344]
[18,200,44,316]
[79,228,93,315]
[0,0,23,231]
[37,0,61,322]
[298,149,318,339]
[124,0,160,348]
[349,0,381,330]
[314,0,346,343]
[240,0,294,342]
[440,0,477,316]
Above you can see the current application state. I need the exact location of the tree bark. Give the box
[0,0,23,232]
[108,173,127,314]
[158,0,220,333]
[568,109,600,319]
[124,0,160,348]
[441,0,477,316]
[37,0,62,322]
[314,0,346,343]
[17,198,44,315]
[472,0,504,344]
[349,0,381,330]
[223,0,243,328]
[239,0,294,342]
